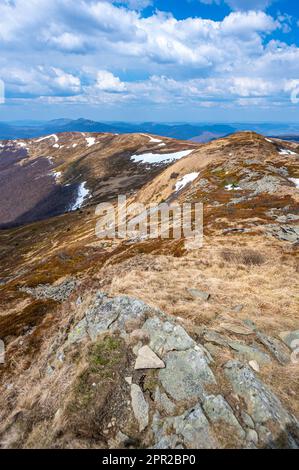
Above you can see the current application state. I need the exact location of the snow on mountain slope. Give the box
[175,172,199,191]
[131,149,194,164]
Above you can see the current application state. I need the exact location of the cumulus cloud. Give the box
[0,0,297,112]
[95,71,127,92]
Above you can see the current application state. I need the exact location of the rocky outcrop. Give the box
[64,293,299,449]
[21,278,77,302]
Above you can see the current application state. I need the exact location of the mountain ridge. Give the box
[1,118,299,142]
[0,130,298,449]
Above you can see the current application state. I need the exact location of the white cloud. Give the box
[221,11,278,36]
[0,0,298,113]
[95,70,126,91]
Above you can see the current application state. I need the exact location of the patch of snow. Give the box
[16,142,27,148]
[36,134,59,143]
[86,137,96,147]
[158,143,166,147]
[175,172,199,192]
[47,156,54,164]
[279,148,297,156]
[266,138,273,143]
[225,183,241,191]
[69,182,90,211]
[289,177,299,189]
[141,134,162,143]
[131,149,194,165]
[53,144,60,148]
[72,143,78,148]
[53,171,62,182]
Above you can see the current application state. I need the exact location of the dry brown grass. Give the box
[221,248,265,266]
[103,235,298,334]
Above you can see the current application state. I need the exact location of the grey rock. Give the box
[240,175,283,196]
[279,330,299,350]
[227,341,271,365]
[188,288,211,302]
[256,424,273,445]
[276,214,299,223]
[202,330,229,348]
[153,406,217,449]
[151,411,163,442]
[67,318,88,344]
[243,319,258,331]
[153,435,183,449]
[154,387,176,415]
[246,429,258,445]
[220,322,252,336]
[241,411,255,429]
[203,395,245,439]
[256,332,290,365]
[265,224,299,243]
[203,342,224,357]
[224,361,296,444]
[159,349,216,401]
[131,384,149,432]
[135,345,165,370]
[165,405,218,449]
[142,317,196,356]
[68,293,158,343]
[21,278,77,302]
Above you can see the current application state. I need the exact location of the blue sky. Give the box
[0,0,299,122]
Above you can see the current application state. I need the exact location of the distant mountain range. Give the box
[1,118,299,142]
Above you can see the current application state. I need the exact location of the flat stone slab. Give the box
[135,345,165,370]
[203,330,229,348]
[228,340,271,365]
[142,317,196,356]
[159,349,216,401]
[131,384,149,432]
[256,332,290,365]
[220,322,253,336]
